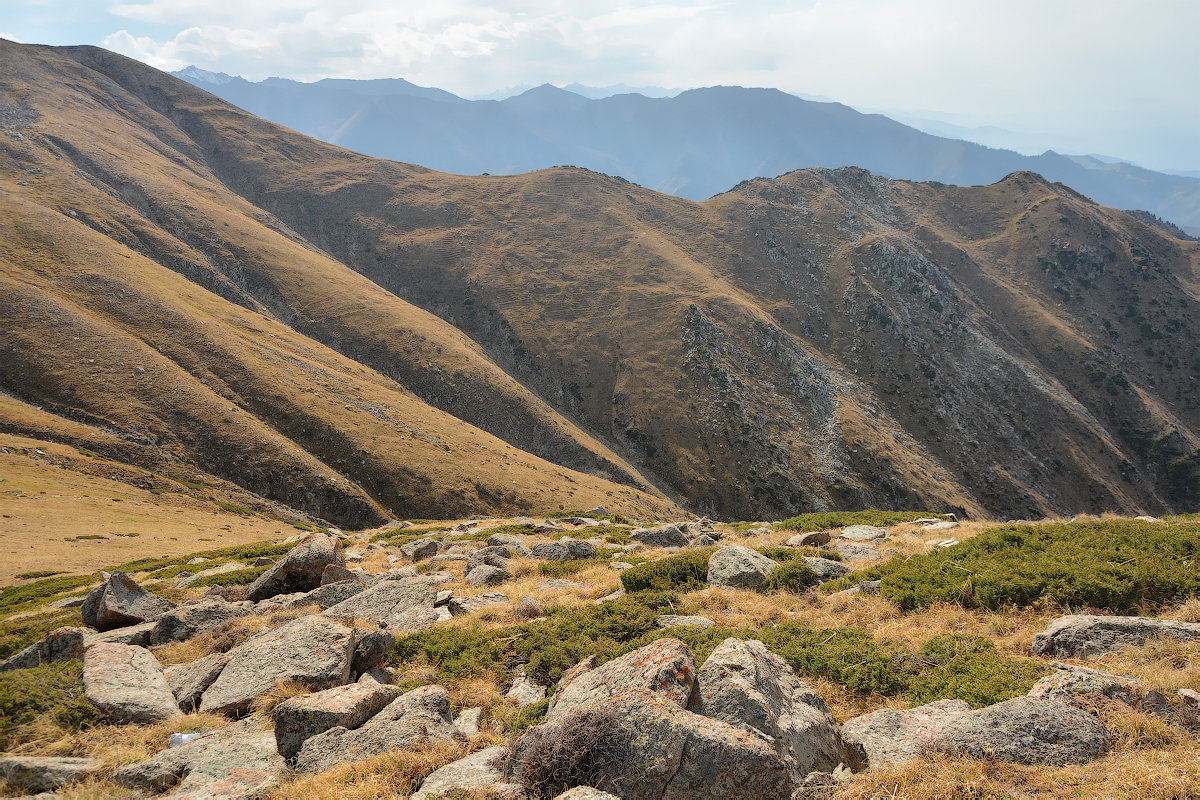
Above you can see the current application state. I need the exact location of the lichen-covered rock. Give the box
[802,557,851,583]
[935,696,1109,765]
[200,616,355,716]
[412,746,514,800]
[246,532,343,601]
[838,525,888,541]
[400,537,439,561]
[840,699,971,767]
[321,577,436,627]
[113,717,285,798]
[695,638,847,780]
[87,619,157,647]
[0,755,101,793]
[281,578,367,611]
[706,546,779,590]
[83,642,180,724]
[0,626,88,672]
[1031,614,1200,659]
[449,592,510,616]
[149,598,250,645]
[1027,663,1144,704]
[272,681,403,759]
[832,541,882,562]
[165,653,229,712]
[530,539,596,561]
[654,615,715,629]
[465,546,514,573]
[81,571,176,631]
[553,788,623,800]
[631,523,690,548]
[294,685,463,773]
[548,638,698,720]
[506,672,546,707]
[467,564,510,587]
[351,628,396,675]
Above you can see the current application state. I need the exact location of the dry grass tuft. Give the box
[268,739,472,800]
[250,679,317,715]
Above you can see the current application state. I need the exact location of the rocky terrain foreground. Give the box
[0,511,1197,798]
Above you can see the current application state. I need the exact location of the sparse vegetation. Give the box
[0,661,99,749]
[776,511,944,531]
[761,560,821,593]
[906,634,1047,708]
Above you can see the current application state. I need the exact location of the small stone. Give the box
[454,706,484,736]
[654,614,715,629]
[0,755,101,793]
[839,525,889,541]
[787,531,831,547]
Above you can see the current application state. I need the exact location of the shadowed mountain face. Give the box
[2,41,1198,523]
[174,72,1200,236]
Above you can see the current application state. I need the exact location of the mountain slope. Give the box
[174,71,1200,234]
[4,41,1199,522]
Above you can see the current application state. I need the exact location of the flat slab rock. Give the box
[1031,614,1200,659]
[200,615,355,716]
[83,642,180,724]
[838,525,889,541]
[150,599,250,645]
[114,717,286,799]
[321,578,436,627]
[841,699,971,767]
[272,681,403,759]
[0,755,102,793]
[411,745,514,800]
[654,614,716,629]
[936,696,1110,766]
[448,592,510,616]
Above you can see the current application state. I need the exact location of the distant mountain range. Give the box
[173,68,1200,236]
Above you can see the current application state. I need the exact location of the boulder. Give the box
[935,696,1109,765]
[706,546,779,590]
[695,638,848,780]
[272,681,404,759]
[454,706,485,736]
[294,685,463,774]
[165,653,229,712]
[631,523,690,548]
[1027,663,1144,704]
[488,532,530,549]
[200,615,356,716]
[321,578,436,627]
[1031,614,1200,659]
[831,541,882,561]
[0,626,88,672]
[412,745,513,800]
[351,628,396,674]
[922,521,959,531]
[530,539,596,560]
[466,546,514,572]
[246,533,343,601]
[320,563,358,585]
[149,599,250,645]
[506,672,546,707]
[654,615,716,630]
[0,755,101,793]
[449,592,510,617]
[81,571,176,631]
[548,638,698,720]
[281,578,367,611]
[803,557,851,583]
[113,717,285,798]
[838,525,889,541]
[840,699,971,767]
[786,532,830,547]
[401,537,440,561]
[467,564,510,587]
[83,642,180,724]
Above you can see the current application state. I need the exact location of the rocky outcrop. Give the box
[320,578,436,627]
[149,598,250,645]
[631,523,690,548]
[707,546,779,590]
[281,578,367,611]
[467,564,510,587]
[0,755,101,794]
[200,615,356,716]
[246,533,343,601]
[0,626,88,672]
[1030,614,1200,658]
[840,700,971,767]
[935,697,1109,765]
[114,718,286,798]
[695,638,849,780]
[294,685,463,773]
[165,653,229,712]
[530,539,596,561]
[81,572,176,631]
[83,642,180,724]
[272,681,403,759]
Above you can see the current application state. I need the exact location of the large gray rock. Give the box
[696,638,848,780]
[786,532,830,547]
[530,539,596,561]
[165,653,229,712]
[1027,663,1144,704]
[706,546,779,590]
[935,696,1110,765]
[272,681,404,759]
[0,626,88,672]
[246,533,342,601]
[840,699,971,767]
[83,642,180,724]
[351,628,396,674]
[150,599,250,645]
[400,537,440,561]
[200,615,356,716]
[488,532,531,549]
[803,557,851,583]
[548,638,698,720]
[654,615,716,630]
[281,578,367,611]
[1030,614,1200,659]
[113,717,286,798]
[467,564,510,587]
[412,745,511,800]
[0,755,101,793]
[294,685,463,773]
[838,525,889,541]
[831,541,882,562]
[631,523,690,548]
[449,592,510,617]
[466,546,514,573]
[81,571,176,631]
[87,619,157,647]
[321,578,436,627]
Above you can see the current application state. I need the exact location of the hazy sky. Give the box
[5,0,1198,171]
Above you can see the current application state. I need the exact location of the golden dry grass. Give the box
[267,739,473,800]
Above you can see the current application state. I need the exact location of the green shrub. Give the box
[619,548,715,592]
[761,561,820,593]
[0,575,96,617]
[907,634,1048,708]
[506,696,550,734]
[186,566,269,588]
[851,519,1200,612]
[761,624,909,696]
[0,661,99,748]
[391,626,508,684]
[776,510,942,532]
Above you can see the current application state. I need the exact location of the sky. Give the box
[4,0,1199,172]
